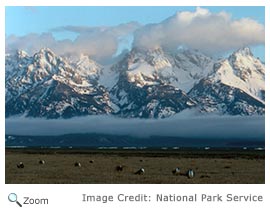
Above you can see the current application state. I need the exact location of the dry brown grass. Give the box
[5,149,264,184]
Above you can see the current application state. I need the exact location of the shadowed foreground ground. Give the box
[5,149,265,184]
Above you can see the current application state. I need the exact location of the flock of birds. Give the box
[16,160,195,179]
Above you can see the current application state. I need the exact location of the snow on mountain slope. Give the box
[188,47,265,115]
[99,65,120,91]
[188,79,265,115]
[110,47,212,118]
[6,49,94,98]
[123,47,172,87]
[209,47,265,102]
[5,48,113,118]
[169,49,214,91]
[5,46,265,119]
[115,47,214,92]
[67,54,102,82]
[112,46,264,118]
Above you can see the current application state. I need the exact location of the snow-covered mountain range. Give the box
[5,47,265,119]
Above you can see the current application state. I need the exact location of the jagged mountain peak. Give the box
[33,47,59,60]
[113,47,172,88]
[74,53,99,66]
[187,47,264,116]
[16,49,29,58]
[32,47,62,66]
[5,46,265,119]
[5,48,113,119]
[228,47,264,73]
[233,47,253,57]
[127,47,168,68]
[66,53,102,81]
[113,46,215,92]
[38,47,56,55]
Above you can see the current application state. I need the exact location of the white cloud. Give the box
[133,7,265,54]
[6,22,140,64]
[5,8,265,63]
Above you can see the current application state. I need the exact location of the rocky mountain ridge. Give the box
[5,47,265,118]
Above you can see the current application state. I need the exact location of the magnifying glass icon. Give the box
[8,193,22,207]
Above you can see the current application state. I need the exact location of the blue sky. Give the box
[6,6,265,37]
[5,6,265,61]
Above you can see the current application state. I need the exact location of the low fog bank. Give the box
[5,114,265,140]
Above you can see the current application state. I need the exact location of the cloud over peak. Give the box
[133,7,264,54]
[6,7,264,63]
[6,22,140,64]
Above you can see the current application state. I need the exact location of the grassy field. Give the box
[5,149,265,184]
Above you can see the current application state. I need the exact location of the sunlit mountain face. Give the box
[5,46,264,119]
